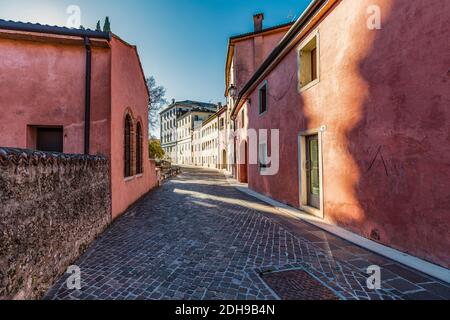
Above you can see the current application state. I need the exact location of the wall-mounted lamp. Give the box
[228,85,238,100]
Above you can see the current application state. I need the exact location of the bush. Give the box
[149,139,165,160]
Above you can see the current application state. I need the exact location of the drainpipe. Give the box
[84,36,92,155]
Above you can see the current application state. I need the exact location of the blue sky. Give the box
[0,0,311,104]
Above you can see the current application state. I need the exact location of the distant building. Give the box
[178,104,228,170]
[192,123,203,166]
[201,112,219,169]
[160,100,217,163]
[217,105,229,170]
[177,110,215,165]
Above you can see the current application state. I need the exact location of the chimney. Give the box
[172,98,175,105]
[253,13,264,32]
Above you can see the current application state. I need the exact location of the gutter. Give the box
[84,36,92,155]
[0,20,112,155]
[230,0,327,118]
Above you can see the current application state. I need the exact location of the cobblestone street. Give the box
[46,168,450,300]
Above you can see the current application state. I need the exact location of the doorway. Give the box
[299,127,325,218]
[222,149,227,170]
[306,135,320,209]
[239,141,248,183]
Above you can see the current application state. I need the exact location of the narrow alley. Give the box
[45,168,449,300]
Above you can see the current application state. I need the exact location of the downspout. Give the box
[84,36,92,155]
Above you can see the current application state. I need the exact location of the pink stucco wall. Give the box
[0,32,158,220]
[110,36,157,219]
[233,31,289,94]
[0,36,110,156]
[232,29,290,183]
[242,0,450,267]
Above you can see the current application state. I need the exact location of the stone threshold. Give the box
[223,174,450,285]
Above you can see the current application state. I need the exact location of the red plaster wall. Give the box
[233,31,288,93]
[232,30,290,183]
[0,34,158,220]
[110,37,157,219]
[244,0,450,267]
[0,37,110,156]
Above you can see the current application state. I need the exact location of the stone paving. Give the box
[45,167,450,300]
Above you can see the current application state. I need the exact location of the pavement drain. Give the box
[260,269,341,300]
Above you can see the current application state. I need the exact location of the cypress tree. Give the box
[96,20,102,32]
[103,17,111,32]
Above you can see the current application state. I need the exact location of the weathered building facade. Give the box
[229,0,450,268]
[0,20,158,219]
[225,15,293,180]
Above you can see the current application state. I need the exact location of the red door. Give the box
[239,141,248,183]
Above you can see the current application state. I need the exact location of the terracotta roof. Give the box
[0,19,150,99]
[0,19,111,40]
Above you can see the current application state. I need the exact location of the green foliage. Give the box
[149,140,165,160]
[103,16,111,32]
[146,76,167,135]
[96,21,102,32]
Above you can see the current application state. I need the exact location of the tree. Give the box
[146,76,167,136]
[103,16,111,32]
[149,139,165,160]
[96,20,102,32]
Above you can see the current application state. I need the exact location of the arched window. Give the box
[136,121,143,175]
[124,114,133,178]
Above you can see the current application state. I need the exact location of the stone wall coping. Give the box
[0,147,108,167]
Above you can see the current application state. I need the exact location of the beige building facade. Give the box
[177,110,214,165]
[160,100,216,163]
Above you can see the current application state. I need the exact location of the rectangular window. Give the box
[241,109,245,128]
[298,33,319,90]
[259,82,268,114]
[37,127,63,153]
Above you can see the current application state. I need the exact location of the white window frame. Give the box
[297,30,320,92]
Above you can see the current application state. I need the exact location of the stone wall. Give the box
[0,148,111,300]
